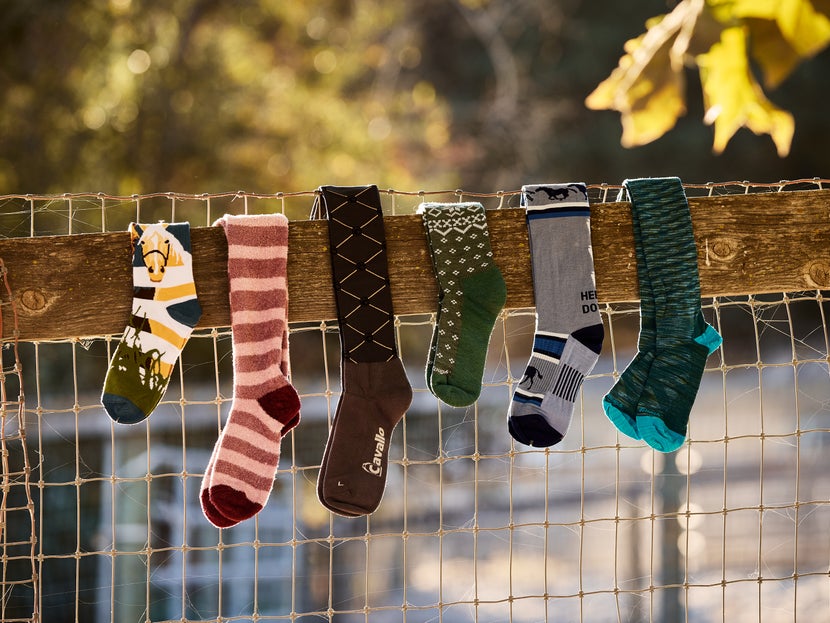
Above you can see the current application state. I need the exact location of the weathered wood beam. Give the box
[2,189,830,342]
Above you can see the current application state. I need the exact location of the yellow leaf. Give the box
[585,2,705,147]
[696,25,795,156]
[746,17,802,88]
[730,0,830,57]
[621,77,686,148]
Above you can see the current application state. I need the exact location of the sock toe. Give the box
[637,414,686,452]
[201,488,239,528]
[431,378,479,408]
[209,484,263,522]
[101,393,148,424]
[602,395,642,440]
[508,413,563,447]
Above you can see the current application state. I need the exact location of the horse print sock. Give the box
[102,222,202,424]
[200,214,301,527]
[508,184,604,447]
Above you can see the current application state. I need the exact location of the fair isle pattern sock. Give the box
[418,202,507,407]
[625,178,721,452]
[200,214,301,527]
[317,185,412,516]
[507,184,604,447]
[102,222,202,424]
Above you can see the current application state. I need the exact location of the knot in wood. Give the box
[709,237,738,262]
[19,288,49,314]
[806,260,830,288]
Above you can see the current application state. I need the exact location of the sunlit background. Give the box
[2,0,829,196]
[2,2,830,623]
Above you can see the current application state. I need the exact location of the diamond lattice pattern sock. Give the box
[317,185,413,516]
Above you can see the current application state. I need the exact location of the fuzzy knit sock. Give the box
[419,202,507,407]
[102,222,202,424]
[202,330,294,527]
[317,185,413,516]
[625,178,721,452]
[508,183,604,447]
[200,214,301,527]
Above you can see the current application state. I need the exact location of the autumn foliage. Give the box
[586,0,830,156]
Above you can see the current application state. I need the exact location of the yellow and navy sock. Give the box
[102,222,202,424]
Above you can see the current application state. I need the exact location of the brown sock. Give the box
[317,185,413,516]
[319,360,412,515]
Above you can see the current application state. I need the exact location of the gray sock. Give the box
[508,183,604,447]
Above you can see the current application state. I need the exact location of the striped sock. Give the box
[202,329,293,528]
[508,184,604,447]
[102,222,202,424]
[200,214,301,527]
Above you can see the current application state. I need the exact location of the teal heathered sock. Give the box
[508,183,604,447]
[624,177,722,452]
[419,202,507,407]
[601,186,655,441]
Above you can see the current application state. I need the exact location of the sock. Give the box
[200,214,301,527]
[203,329,294,528]
[602,184,721,443]
[418,202,507,407]
[601,186,655,440]
[317,185,413,516]
[102,222,202,424]
[507,183,604,447]
[625,178,722,452]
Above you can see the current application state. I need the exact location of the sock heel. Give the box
[695,323,722,354]
[572,324,605,355]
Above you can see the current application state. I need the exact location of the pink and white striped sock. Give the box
[200,213,301,527]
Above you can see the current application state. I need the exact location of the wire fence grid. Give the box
[0,180,828,623]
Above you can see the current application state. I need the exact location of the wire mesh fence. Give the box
[0,181,828,623]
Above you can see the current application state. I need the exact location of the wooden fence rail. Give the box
[2,189,830,342]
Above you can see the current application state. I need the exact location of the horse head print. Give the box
[519,365,543,390]
[132,223,186,283]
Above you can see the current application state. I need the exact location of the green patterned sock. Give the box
[625,177,721,452]
[419,202,507,407]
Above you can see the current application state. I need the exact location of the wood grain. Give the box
[2,189,830,342]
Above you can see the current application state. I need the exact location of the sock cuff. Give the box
[623,176,701,300]
[417,202,493,249]
[521,183,589,212]
[417,202,491,237]
[214,213,289,253]
[418,202,498,290]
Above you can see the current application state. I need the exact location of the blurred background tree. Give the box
[1,0,828,196]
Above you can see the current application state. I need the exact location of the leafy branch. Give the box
[586,0,830,156]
